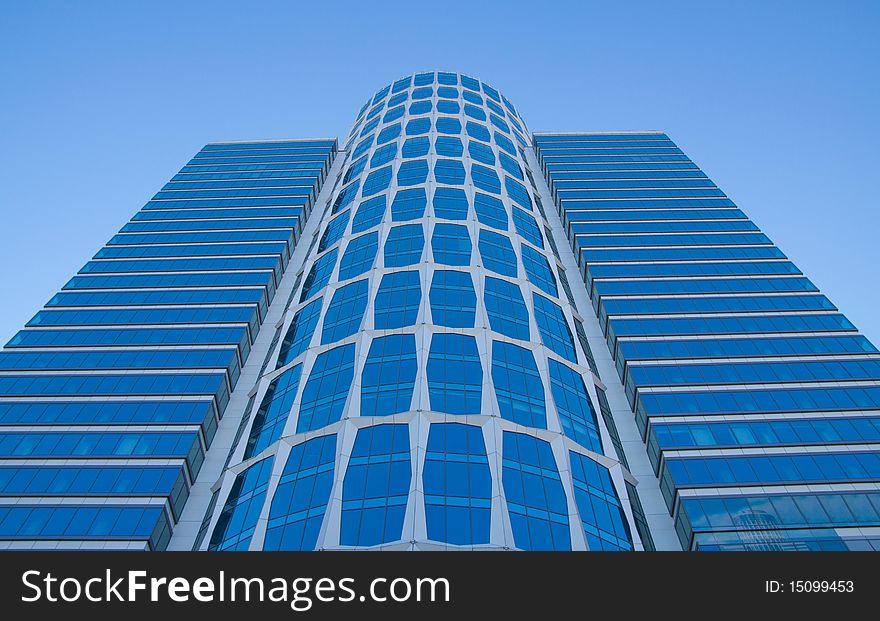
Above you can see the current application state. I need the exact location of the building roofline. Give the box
[532,130,666,136]
[206,137,339,146]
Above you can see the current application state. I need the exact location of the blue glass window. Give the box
[408,100,432,115]
[435,136,463,158]
[414,71,434,85]
[39,291,262,315]
[464,104,487,121]
[296,343,356,433]
[463,90,482,104]
[434,158,466,185]
[388,92,406,107]
[468,141,495,165]
[377,123,401,145]
[651,416,880,451]
[353,135,374,159]
[494,132,516,155]
[300,249,337,302]
[397,159,429,186]
[361,334,418,416]
[0,505,168,547]
[361,115,379,136]
[402,136,429,158]
[406,118,431,136]
[0,401,209,427]
[569,452,634,551]
[263,434,336,551]
[433,187,468,220]
[277,297,322,367]
[430,270,476,328]
[383,105,405,123]
[436,100,460,114]
[608,313,850,339]
[427,334,482,415]
[349,122,362,142]
[424,423,491,545]
[391,188,427,221]
[6,327,246,350]
[639,386,880,417]
[474,192,508,230]
[338,232,378,280]
[374,271,421,329]
[362,166,392,196]
[512,207,543,248]
[510,125,530,147]
[384,224,424,267]
[245,365,302,458]
[499,152,523,180]
[318,210,351,252]
[492,341,546,428]
[625,358,880,389]
[682,491,880,542]
[412,86,433,99]
[461,75,480,92]
[593,275,813,297]
[436,117,462,135]
[478,229,517,276]
[370,143,397,168]
[664,452,880,488]
[0,431,201,462]
[505,176,531,210]
[437,86,459,99]
[342,155,367,184]
[502,432,570,550]
[484,276,529,340]
[466,121,491,142]
[341,424,411,546]
[487,98,505,116]
[0,465,182,500]
[522,245,558,296]
[208,456,273,551]
[392,76,411,93]
[438,72,458,85]
[472,164,501,194]
[533,293,578,363]
[333,181,359,214]
[548,360,602,453]
[602,293,833,316]
[490,113,510,133]
[321,279,369,344]
[431,223,471,266]
[351,195,386,234]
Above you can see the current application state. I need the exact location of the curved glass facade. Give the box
[198,72,640,550]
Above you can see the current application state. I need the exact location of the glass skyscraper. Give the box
[1,71,878,551]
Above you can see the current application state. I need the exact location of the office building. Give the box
[1,72,877,551]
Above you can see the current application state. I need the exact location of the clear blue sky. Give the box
[1,0,878,343]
